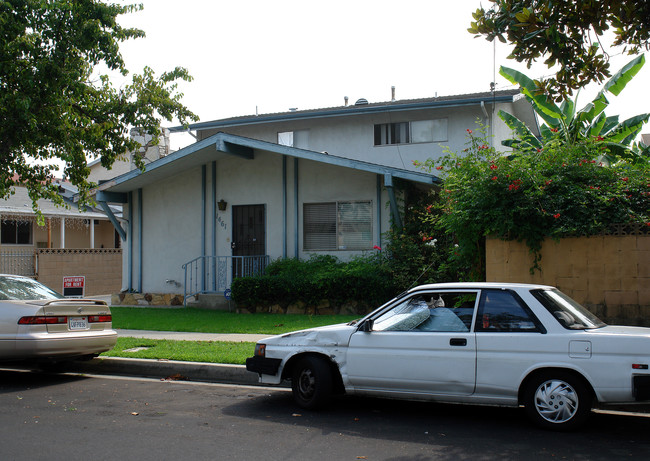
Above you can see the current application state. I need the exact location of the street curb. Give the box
[66,356,263,385]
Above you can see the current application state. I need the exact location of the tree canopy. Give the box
[469,0,650,100]
[0,0,198,211]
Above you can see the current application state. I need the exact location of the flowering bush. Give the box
[382,182,465,288]
[417,125,650,276]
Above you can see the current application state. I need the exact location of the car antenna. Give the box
[408,260,437,290]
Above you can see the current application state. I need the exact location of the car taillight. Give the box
[18,316,67,325]
[254,344,266,357]
[88,315,112,323]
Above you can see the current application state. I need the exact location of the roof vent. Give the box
[355,98,369,105]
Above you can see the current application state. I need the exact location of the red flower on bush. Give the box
[622,177,629,181]
[466,129,472,134]
[491,176,498,181]
[373,245,382,250]
[490,164,498,170]
[436,166,443,170]
[553,213,561,219]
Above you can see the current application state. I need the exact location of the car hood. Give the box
[591,325,650,336]
[264,323,357,347]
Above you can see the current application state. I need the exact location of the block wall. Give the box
[36,249,122,297]
[486,235,650,326]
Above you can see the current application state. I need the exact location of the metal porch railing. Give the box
[1,249,36,277]
[182,255,269,305]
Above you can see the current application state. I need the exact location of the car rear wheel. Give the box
[523,371,592,431]
[291,356,333,410]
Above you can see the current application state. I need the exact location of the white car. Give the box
[247,282,650,430]
[0,274,117,364]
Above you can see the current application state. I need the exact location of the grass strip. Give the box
[102,337,255,365]
[110,307,358,334]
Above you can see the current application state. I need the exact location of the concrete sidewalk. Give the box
[117,329,270,343]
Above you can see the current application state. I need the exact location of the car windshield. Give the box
[0,276,64,301]
[531,289,606,330]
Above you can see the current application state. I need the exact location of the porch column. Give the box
[90,219,95,248]
[60,217,65,249]
[47,218,52,248]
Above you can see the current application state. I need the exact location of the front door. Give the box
[232,205,265,278]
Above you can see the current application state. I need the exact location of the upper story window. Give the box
[1,220,32,245]
[278,130,309,149]
[374,119,448,146]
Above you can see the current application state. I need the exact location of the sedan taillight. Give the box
[88,315,112,323]
[18,316,67,325]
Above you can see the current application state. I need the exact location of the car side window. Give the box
[372,292,477,332]
[372,296,430,331]
[475,290,542,333]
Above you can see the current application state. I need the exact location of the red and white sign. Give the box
[63,276,85,297]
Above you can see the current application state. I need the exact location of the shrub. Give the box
[417,125,650,276]
[231,254,398,313]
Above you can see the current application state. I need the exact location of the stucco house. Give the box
[96,89,537,305]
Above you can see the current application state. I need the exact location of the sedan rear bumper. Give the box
[8,330,118,360]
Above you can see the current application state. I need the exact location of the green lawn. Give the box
[110,307,358,335]
[102,337,253,364]
[103,308,359,364]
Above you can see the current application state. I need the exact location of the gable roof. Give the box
[170,89,521,133]
[0,185,108,220]
[98,132,438,195]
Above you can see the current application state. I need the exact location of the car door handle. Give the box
[450,338,467,346]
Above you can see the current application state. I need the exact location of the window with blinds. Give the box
[303,201,372,250]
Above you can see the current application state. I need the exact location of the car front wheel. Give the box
[291,356,333,410]
[523,371,592,431]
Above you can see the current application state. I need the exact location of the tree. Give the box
[0,0,198,212]
[498,55,650,163]
[469,0,650,100]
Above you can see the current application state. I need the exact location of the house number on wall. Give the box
[217,215,227,230]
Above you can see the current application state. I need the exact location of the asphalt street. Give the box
[2,369,650,461]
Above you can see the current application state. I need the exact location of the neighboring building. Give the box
[96,89,538,303]
[0,182,120,278]
[87,128,171,184]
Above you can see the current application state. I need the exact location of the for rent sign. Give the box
[63,276,85,298]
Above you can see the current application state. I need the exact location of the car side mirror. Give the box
[358,318,374,332]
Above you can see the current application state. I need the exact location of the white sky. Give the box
[115,0,649,151]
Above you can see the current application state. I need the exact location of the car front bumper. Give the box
[634,376,650,401]
[245,356,282,376]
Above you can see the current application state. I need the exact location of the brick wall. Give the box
[36,249,122,296]
[486,235,650,326]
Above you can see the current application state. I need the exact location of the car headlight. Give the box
[254,344,266,357]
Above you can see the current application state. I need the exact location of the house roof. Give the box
[0,186,109,220]
[170,89,522,133]
[97,132,438,196]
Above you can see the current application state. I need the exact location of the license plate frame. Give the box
[68,316,89,330]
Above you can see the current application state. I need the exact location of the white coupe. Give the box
[247,282,650,430]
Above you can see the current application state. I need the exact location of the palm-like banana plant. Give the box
[499,55,649,163]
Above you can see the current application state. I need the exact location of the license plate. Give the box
[69,316,89,330]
